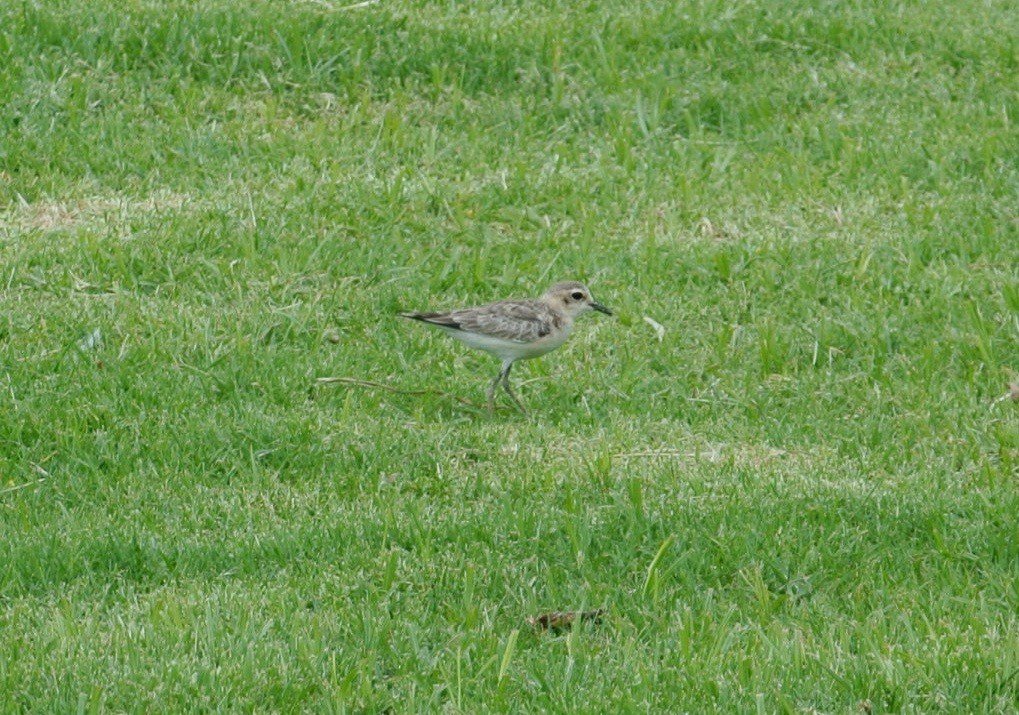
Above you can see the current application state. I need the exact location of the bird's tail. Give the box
[399,312,462,329]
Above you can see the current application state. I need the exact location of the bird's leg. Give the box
[486,372,501,413]
[499,360,528,414]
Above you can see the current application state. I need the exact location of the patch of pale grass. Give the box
[2,189,193,233]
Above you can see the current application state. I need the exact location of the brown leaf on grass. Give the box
[1009,381,1019,402]
[526,609,605,633]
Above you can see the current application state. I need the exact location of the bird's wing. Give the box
[452,300,562,343]
[403,300,562,343]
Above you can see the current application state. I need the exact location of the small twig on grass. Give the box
[312,376,505,410]
[302,0,378,9]
[614,446,723,462]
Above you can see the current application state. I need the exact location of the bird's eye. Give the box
[571,291,584,301]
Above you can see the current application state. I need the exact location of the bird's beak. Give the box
[591,302,613,316]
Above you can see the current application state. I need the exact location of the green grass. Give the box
[2,0,1018,711]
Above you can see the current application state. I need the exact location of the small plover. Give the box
[401,281,612,412]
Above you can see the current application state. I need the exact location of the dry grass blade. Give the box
[0,478,46,497]
[643,315,666,342]
[991,380,1019,407]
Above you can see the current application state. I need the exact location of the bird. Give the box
[400,281,612,412]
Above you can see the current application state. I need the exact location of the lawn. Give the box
[1,0,1018,711]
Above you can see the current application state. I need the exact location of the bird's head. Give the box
[544,281,613,318]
